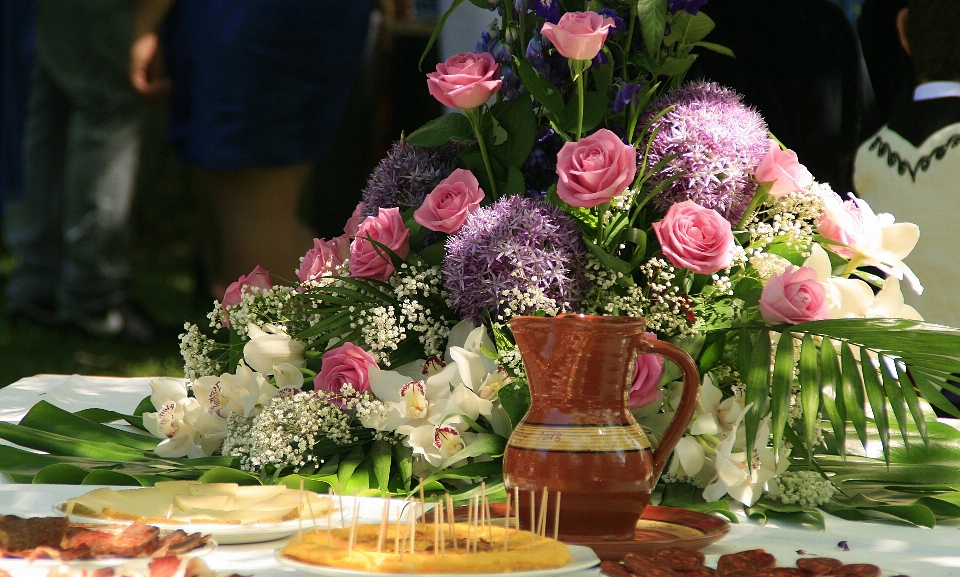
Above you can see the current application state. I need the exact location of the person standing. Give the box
[131,0,374,295]
[4,0,156,341]
[853,0,960,326]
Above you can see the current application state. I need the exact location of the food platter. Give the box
[0,539,216,569]
[275,544,601,577]
[54,496,417,545]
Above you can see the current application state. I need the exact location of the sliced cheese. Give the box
[174,494,233,512]
[188,483,238,497]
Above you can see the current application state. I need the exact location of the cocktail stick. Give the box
[418,479,426,525]
[438,499,445,556]
[347,498,361,555]
[433,499,440,556]
[303,480,318,532]
[446,494,457,552]
[377,494,390,553]
[537,487,548,538]
[408,501,417,554]
[297,480,303,541]
[553,492,562,541]
[327,488,334,546]
[503,492,511,552]
[336,480,346,527]
[513,486,520,541]
[529,491,536,549]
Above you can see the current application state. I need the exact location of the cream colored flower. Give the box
[242,323,306,375]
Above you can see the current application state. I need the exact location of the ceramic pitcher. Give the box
[503,314,700,541]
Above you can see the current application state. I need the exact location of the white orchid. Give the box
[272,362,305,393]
[401,418,482,468]
[818,192,922,295]
[702,411,790,506]
[142,377,207,458]
[805,243,923,320]
[242,322,306,375]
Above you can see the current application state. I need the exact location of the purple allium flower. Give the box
[669,0,709,15]
[532,0,560,23]
[641,80,769,223]
[443,196,589,322]
[361,140,465,216]
[612,79,644,113]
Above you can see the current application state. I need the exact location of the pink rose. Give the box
[817,193,861,259]
[413,169,484,234]
[298,235,350,282]
[759,266,830,325]
[349,207,410,281]
[221,265,273,327]
[652,200,735,274]
[344,202,366,238]
[754,140,813,198]
[541,11,616,61]
[427,52,502,110]
[630,332,664,409]
[555,129,637,208]
[315,342,378,405]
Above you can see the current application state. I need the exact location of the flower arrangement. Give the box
[7,0,960,527]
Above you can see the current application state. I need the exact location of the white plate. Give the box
[275,543,600,577]
[0,539,215,569]
[53,496,415,545]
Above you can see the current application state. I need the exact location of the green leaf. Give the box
[343,461,370,495]
[560,91,608,134]
[861,353,891,463]
[419,0,467,70]
[406,113,475,147]
[659,482,738,522]
[743,330,771,464]
[590,53,614,94]
[490,96,537,168]
[425,460,503,482]
[338,445,366,492]
[504,165,526,197]
[515,59,564,115]
[821,493,937,527]
[20,401,158,451]
[198,466,262,485]
[497,380,530,430]
[880,357,913,451]
[394,443,413,492]
[745,500,825,530]
[770,332,795,459]
[637,0,668,57]
[913,370,960,419]
[82,470,144,486]
[840,343,868,453]
[583,238,635,282]
[697,332,725,375]
[0,422,146,461]
[32,464,92,484]
[434,434,507,473]
[75,407,146,432]
[820,340,846,458]
[370,440,393,495]
[693,41,734,57]
[654,57,695,78]
[418,242,447,267]
[799,334,820,462]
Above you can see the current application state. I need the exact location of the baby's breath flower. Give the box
[771,470,836,509]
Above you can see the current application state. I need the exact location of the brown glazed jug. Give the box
[503,314,700,541]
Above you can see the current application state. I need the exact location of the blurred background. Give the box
[0,0,875,388]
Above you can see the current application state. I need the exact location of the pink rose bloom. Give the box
[221,265,273,327]
[315,342,378,405]
[298,235,350,282]
[555,129,637,208]
[630,332,664,409]
[759,266,830,325]
[349,207,410,281]
[652,200,735,274]
[754,140,814,198]
[427,52,502,110]
[414,169,484,234]
[541,11,617,60]
[817,193,862,259]
[344,202,366,238]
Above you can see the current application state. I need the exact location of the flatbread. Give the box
[281,523,570,574]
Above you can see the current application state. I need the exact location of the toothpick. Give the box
[553,492,562,541]
[303,480,318,532]
[537,487,548,538]
[408,500,417,554]
[336,480,346,527]
[465,495,474,553]
[418,478,426,525]
[347,496,361,555]
[438,498,445,556]
[297,479,303,541]
[513,486,520,541]
[377,494,390,553]
[433,499,439,556]
[484,490,493,543]
[503,492,510,552]
[327,487,333,546]
[473,495,481,553]
[394,498,403,554]
[446,494,457,553]
[529,491,536,549]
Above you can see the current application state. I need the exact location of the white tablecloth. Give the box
[2,375,960,576]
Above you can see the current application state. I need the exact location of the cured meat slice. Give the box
[654,547,706,571]
[717,552,759,575]
[0,515,69,553]
[623,553,682,576]
[757,568,813,576]
[795,557,843,575]
[149,555,184,577]
[600,560,636,577]
[738,549,776,570]
[832,564,882,577]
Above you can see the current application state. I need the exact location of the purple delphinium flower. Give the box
[597,8,625,35]
[669,0,709,15]
[532,0,560,23]
[361,140,465,216]
[476,19,499,53]
[641,80,769,223]
[443,196,589,323]
[612,79,644,114]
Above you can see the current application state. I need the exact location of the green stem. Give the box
[841,254,865,278]
[596,202,610,245]
[736,188,768,231]
[576,70,585,141]
[464,107,499,199]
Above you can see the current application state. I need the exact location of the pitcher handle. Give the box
[643,339,701,484]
